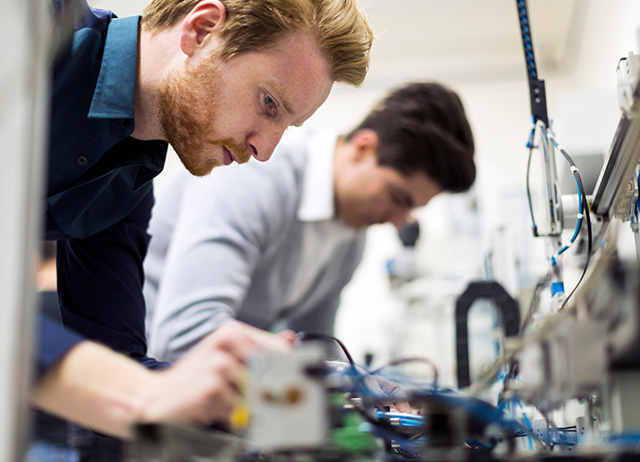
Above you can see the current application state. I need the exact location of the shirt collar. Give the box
[297,131,338,222]
[88,15,139,119]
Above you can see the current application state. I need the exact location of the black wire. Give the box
[530,127,593,311]
[296,331,356,367]
[370,357,439,388]
[500,270,553,391]
[554,146,593,311]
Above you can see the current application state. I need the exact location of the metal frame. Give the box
[0,0,50,459]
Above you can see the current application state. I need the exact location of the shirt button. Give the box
[76,155,88,166]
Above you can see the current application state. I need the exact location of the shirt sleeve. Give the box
[35,315,86,380]
[148,163,295,363]
[55,190,168,370]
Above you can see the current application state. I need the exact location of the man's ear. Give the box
[180,0,226,57]
[351,129,379,163]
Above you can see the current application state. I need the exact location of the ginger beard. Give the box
[157,56,251,177]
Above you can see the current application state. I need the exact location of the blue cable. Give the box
[466,438,493,449]
[375,411,424,428]
[556,177,583,257]
[540,130,585,268]
[607,432,640,447]
[514,399,533,450]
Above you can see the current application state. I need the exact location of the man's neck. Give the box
[131,24,175,141]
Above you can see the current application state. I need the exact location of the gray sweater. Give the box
[144,130,366,362]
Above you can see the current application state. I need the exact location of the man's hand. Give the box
[140,321,291,428]
[363,375,412,413]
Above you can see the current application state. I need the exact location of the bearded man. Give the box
[33,0,372,443]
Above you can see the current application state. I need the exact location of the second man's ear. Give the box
[351,129,380,162]
[180,0,227,57]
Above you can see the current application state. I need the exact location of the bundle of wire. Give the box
[296,332,540,456]
[525,121,593,311]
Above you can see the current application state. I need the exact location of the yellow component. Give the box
[231,402,251,430]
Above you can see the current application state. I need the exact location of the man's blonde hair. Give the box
[142,0,373,86]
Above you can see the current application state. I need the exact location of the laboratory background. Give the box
[4,0,640,460]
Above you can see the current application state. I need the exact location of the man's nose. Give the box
[246,127,286,162]
[388,209,412,230]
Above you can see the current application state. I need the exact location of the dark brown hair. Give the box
[347,83,476,192]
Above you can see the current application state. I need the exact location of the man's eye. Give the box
[390,191,411,208]
[264,94,277,117]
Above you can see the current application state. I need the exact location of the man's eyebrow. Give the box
[273,89,294,115]
[272,90,304,127]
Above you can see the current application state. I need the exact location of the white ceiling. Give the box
[359,0,580,88]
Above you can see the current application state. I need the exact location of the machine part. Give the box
[532,419,549,446]
[592,53,640,221]
[516,0,549,126]
[398,221,420,248]
[617,53,640,118]
[518,314,607,410]
[247,344,328,450]
[455,281,521,388]
[527,123,564,238]
[612,177,636,219]
[573,255,640,368]
[609,371,640,433]
[125,423,249,462]
[1,0,61,460]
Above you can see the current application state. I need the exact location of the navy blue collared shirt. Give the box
[39,3,169,374]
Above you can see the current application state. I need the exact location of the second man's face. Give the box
[158,30,333,176]
[336,161,443,230]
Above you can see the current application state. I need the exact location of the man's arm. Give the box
[55,190,167,368]
[149,163,296,362]
[32,321,291,438]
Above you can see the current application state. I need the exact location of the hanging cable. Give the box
[541,131,593,311]
[296,331,357,367]
[370,357,439,388]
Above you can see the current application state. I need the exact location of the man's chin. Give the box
[178,153,221,177]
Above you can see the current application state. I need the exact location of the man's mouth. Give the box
[222,146,235,166]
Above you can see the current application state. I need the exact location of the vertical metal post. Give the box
[0,0,50,460]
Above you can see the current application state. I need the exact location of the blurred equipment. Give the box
[386,221,421,286]
[246,344,328,450]
[455,281,521,388]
